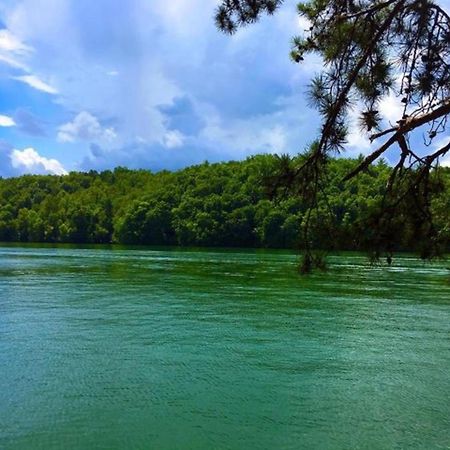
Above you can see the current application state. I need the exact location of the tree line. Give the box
[0,154,448,252]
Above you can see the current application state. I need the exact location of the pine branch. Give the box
[317,0,408,154]
[338,0,399,21]
[344,100,450,180]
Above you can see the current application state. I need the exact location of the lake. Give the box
[0,245,449,449]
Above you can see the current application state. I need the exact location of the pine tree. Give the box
[216,0,450,264]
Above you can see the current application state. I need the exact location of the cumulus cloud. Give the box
[0,140,67,177]
[0,114,15,127]
[10,147,67,175]
[13,74,58,94]
[57,111,117,144]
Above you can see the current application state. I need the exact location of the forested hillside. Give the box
[0,155,448,251]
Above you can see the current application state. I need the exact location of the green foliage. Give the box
[0,156,448,251]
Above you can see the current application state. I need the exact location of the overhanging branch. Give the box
[344,100,450,181]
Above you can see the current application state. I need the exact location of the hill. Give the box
[0,155,448,252]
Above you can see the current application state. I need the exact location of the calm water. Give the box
[0,245,449,449]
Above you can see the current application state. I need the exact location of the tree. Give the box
[216,0,450,266]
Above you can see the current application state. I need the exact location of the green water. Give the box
[0,245,449,449]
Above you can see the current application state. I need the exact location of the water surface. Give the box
[0,245,449,449]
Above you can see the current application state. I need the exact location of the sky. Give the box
[0,0,449,177]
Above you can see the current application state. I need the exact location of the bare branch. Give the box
[344,100,450,180]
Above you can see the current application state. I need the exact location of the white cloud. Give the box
[0,28,31,70]
[10,147,67,175]
[163,129,185,148]
[345,91,410,155]
[201,115,289,156]
[0,53,28,70]
[152,0,217,36]
[13,75,58,94]
[345,106,372,153]
[0,28,31,53]
[57,111,117,144]
[0,114,16,127]
[0,0,317,169]
[346,91,404,153]
[0,0,303,157]
[378,91,405,125]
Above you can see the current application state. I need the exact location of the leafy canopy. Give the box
[0,157,448,254]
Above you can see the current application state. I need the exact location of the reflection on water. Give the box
[0,245,449,449]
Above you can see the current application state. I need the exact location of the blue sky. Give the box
[0,0,449,176]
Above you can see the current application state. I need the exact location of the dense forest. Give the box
[0,154,448,252]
